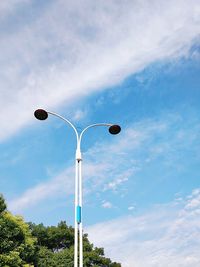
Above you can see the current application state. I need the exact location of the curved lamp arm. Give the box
[79,123,112,146]
[48,111,79,144]
[34,109,79,145]
[34,109,121,154]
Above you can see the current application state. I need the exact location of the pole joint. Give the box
[76,149,82,161]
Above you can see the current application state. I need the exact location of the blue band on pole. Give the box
[77,206,81,223]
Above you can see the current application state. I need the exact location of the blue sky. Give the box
[0,1,200,266]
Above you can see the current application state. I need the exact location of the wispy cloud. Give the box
[72,109,88,122]
[128,206,135,211]
[9,167,74,211]
[8,162,109,212]
[8,111,200,213]
[102,201,113,209]
[103,174,129,192]
[0,0,199,140]
[0,0,29,16]
[87,189,200,267]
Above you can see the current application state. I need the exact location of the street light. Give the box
[34,108,121,267]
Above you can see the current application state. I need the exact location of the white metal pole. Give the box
[76,145,82,267]
[79,159,83,267]
[74,158,79,267]
[35,110,119,267]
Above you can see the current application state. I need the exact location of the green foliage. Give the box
[36,246,74,267]
[29,221,121,266]
[0,250,22,267]
[0,194,7,214]
[0,198,37,266]
[29,221,74,251]
[83,246,121,267]
[0,194,121,266]
[35,246,57,267]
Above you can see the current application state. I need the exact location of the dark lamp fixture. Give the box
[34,109,48,120]
[109,124,121,135]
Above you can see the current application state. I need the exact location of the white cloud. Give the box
[72,109,88,122]
[8,112,200,213]
[0,0,199,140]
[8,167,74,212]
[8,162,109,212]
[87,189,200,267]
[0,0,29,16]
[8,117,149,212]
[128,206,135,211]
[102,201,113,209]
[103,174,129,192]
[185,189,200,210]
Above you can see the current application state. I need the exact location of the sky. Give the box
[0,0,200,266]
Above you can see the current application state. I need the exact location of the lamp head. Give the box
[109,124,121,135]
[34,109,48,120]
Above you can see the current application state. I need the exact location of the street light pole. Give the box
[34,109,121,267]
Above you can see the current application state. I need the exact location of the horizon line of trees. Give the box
[0,194,121,267]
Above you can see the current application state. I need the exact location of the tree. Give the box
[29,221,121,267]
[29,221,74,251]
[0,196,36,266]
[0,194,6,213]
[0,194,121,266]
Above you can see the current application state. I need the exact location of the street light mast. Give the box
[34,109,121,267]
